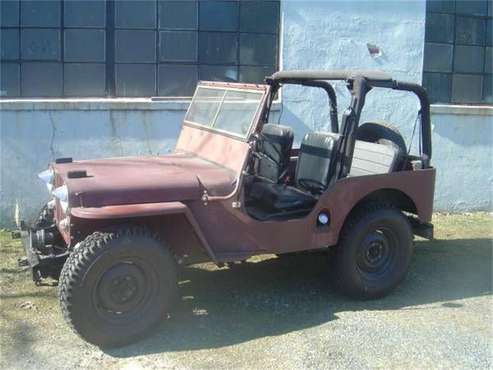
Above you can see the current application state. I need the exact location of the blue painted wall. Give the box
[0,0,491,227]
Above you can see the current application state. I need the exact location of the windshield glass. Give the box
[185,86,264,138]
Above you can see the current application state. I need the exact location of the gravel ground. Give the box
[1,213,492,369]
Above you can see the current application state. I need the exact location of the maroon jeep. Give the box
[17,70,435,347]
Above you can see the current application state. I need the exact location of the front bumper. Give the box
[15,226,68,284]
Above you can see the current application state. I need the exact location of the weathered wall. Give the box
[431,107,493,212]
[0,0,491,227]
[0,102,184,226]
[278,0,492,212]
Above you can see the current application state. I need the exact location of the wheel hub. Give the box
[97,262,147,314]
[358,229,393,273]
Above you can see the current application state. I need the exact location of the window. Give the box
[0,0,280,98]
[423,0,492,104]
[184,85,263,138]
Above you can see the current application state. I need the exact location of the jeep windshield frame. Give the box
[183,82,269,141]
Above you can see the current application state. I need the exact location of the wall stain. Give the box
[109,111,124,156]
[142,112,154,155]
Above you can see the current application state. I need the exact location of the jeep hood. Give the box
[53,152,236,208]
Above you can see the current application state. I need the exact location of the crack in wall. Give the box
[48,111,57,159]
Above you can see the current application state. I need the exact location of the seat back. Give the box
[295,132,340,194]
[349,140,401,177]
[255,123,294,183]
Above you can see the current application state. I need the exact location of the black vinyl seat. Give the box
[249,131,340,217]
[254,123,294,183]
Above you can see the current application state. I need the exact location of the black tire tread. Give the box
[333,201,412,299]
[357,121,407,155]
[58,227,174,346]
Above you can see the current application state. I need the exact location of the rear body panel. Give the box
[185,167,435,261]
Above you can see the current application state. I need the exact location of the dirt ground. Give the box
[1,213,492,369]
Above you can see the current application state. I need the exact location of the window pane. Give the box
[239,65,275,84]
[240,1,279,34]
[115,64,156,97]
[64,63,106,97]
[240,33,277,65]
[64,0,106,28]
[213,90,262,137]
[21,62,62,97]
[0,63,20,97]
[453,45,484,73]
[115,30,156,63]
[159,0,197,30]
[425,13,454,43]
[426,0,455,14]
[485,47,492,73]
[21,0,60,27]
[455,16,486,46]
[451,74,483,103]
[423,42,453,72]
[422,72,451,103]
[160,31,197,62]
[158,64,197,96]
[455,0,488,16]
[1,0,19,27]
[1,29,19,60]
[483,75,492,103]
[199,32,237,64]
[64,29,106,62]
[115,0,156,29]
[185,87,225,126]
[21,29,61,61]
[199,1,238,31]
[199,65,238,82]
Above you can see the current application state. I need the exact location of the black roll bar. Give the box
[368,79,432,167]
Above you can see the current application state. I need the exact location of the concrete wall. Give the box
[430,106,493,212]
[0,101,185,226]
[0,0,492,227]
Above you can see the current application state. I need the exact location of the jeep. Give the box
[16,70,435,347]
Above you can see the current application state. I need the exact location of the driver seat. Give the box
[250,131,340,215]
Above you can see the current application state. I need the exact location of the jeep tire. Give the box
[59,227,177,347]
[332,203,413,299]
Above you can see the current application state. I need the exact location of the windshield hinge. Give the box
[201,190,209,206]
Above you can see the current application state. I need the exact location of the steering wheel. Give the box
[298,178,325,193]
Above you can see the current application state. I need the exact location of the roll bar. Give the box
[266,73,432,168]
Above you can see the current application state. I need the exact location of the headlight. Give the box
[38,168,54,192]
[53,185,69,212]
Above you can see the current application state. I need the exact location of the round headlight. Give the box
[53,185,69,212]
[38,168,54,192]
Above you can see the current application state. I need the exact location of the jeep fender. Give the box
[70,202,217,262]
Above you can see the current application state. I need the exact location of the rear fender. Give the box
[70,202,216,263]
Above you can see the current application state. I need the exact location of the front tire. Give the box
[59,227,177,347]
[332,203,413,299]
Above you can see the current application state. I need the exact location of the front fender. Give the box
[70,201,189,219]
[70,202,217,262]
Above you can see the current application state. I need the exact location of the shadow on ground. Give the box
[107,237,492,357]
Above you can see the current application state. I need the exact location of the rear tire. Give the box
[332,203,413,299]
[59,227,177,347]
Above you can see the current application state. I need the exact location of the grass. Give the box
[0,213,491,368]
